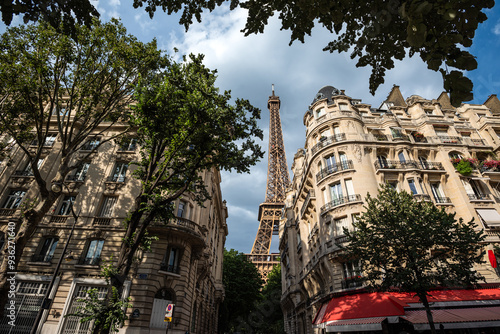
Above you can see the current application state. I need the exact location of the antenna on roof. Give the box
[272,84,275,96]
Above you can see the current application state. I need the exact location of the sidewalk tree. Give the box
[219,249,263,333]
[0,19,168,315]
[343,184,486,334]
[87,54,263,333]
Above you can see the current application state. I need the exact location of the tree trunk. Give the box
[418,292,437,334]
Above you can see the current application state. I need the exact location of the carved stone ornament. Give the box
[353,144,362,163]
[104,181,125,193]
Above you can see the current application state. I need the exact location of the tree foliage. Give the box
[219,249,263,333]
[0,19,168,315]
[343,184,486,334]
[2,1,492,105]
[251,263,284,334]
[132,0,493,106]
[90,54,263,333]
[0,0,99,36]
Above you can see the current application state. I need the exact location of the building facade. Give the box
[280,85,500,334]
[0,116,227,334]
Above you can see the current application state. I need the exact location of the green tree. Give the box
[0,19,168,315]
[252,263,284,334]
[88,55,263,333]
[343,184,486,334]
[219,249,263,333]
[132,0,494,106]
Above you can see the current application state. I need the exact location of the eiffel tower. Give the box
[246,85,290,279]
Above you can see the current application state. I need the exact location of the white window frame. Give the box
[99,196,117,217]
[3,190,26,209]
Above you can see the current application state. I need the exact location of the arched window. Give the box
[449,152,463,160]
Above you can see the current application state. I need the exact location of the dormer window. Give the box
[338,103,349,111]
[315,107,325,118]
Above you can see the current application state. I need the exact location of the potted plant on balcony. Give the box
[483,160,500,172]
[413,132,425,142]
[451,158,475,176]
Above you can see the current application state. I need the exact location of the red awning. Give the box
[325,317,387,332]
[314,288,500,326]
[402,306,500,330]
[315,292,407,324]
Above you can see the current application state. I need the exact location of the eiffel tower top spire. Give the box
[264,85,290,203]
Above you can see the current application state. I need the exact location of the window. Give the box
[339,153,349,169]
[2,190,26,209]
[118,138,138,152]
[161,246,182,274]
[177,200,186,218]
[449,152,463,160]
[345,179,355,198]
[61,285,107,333]
[30,134,57,147]
[81,137,101,151]
[21,158,44,176]
[390,127,404,138]
[338,103,349,111]
[408,179,418,195]
[430,183,447,203]
[319,129,330,140]
[434,127,448,136]
[424,108,434,115]
[80,239,104,265]
[58,196,76,215]
[419,156,429,169]
[462,179,488,200]
[32,237,58,262]
[329,182,343,203]
[52,106,69,116]
[315,107,325,118]
[110,162,128,182]
[387,181,398,192]
[342,261,362,289]
[98,196,117,218]
[70,162,90,181]
[398,151,406,163]
[334,217,349,236]
[325,155,336,171]
[377,155,389,168]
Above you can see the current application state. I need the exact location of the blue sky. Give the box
[4,2,500,254]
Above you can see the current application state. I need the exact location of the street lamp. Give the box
[30,183,80,334]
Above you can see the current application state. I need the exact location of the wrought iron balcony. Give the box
[66,174,86,182]
[434,196,451,204]
[78,257,101,266]
[310,134,347,155]
[12,170,34,177]
[316,160,353,181]
[159,263,180,274]
[390,134,410,142]
[107,175,126,183]
[341,275,364,289]
[432,136,462,144]
[468,193,491,201]
[321,194,362,214]
[0,208,16,216]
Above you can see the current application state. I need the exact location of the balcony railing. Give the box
[316,160,353,181]
[107,175,126,183]
[31,254,53,263]
[413,194,432,202]
[159,263,180,274]
[468,193,491,201]
[310,134,347,155]
[0,208,16,216]
[93,217,111,226]
[50,215,68,224]
[433,136,462,144]
[78,257,101,266]
[390,134,410,142]
[152,217,206,238]
[434,196,451,204]
[341,276,364,289]
[321,194,362,214]
[374,160,444,171]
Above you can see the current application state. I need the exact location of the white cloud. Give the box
[493,22,500,35]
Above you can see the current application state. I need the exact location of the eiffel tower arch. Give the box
[246,86,290,279]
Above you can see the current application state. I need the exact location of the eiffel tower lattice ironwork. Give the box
[247,86,290,279]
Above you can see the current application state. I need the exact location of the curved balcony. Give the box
[310,134,346,156]
[320,194,362,215]
[316,160,353,182]
[151,217,207,245]
[374,160,444,171]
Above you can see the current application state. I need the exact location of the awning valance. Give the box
[476,209,500,227]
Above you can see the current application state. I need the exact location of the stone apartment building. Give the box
[0,115,227,334]
[280,85,500,334]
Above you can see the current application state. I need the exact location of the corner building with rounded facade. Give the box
[280,85,500,334]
